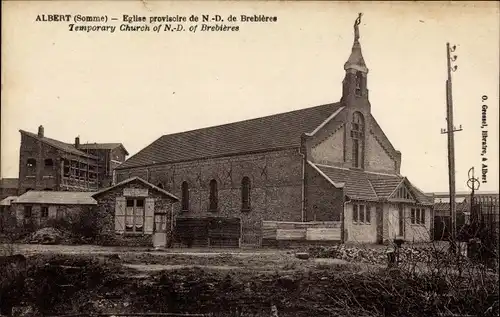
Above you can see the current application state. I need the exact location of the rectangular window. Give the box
[125,198,145,233]
[41,207,49,218]
[411,208,425,225]
[24,206,32,218]
[352,139,359,168]
[353,204,370,224]
[365,206,371,224]
[420,208,425,225]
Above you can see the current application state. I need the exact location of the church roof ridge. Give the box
[117,102,343,170]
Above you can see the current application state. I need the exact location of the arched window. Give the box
[351,112,365,169]
[355,71,363,96]
[209,179,218,212]
[26,158,36,168]
[181,181,189,212]
[241,177,251,211]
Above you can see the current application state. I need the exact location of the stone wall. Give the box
[115,149,304,245]
[92,178,176,246]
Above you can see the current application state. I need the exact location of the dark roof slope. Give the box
[20,130,97,159]
[78,143,129,155]
[118,102,343,169]
[314,164,434,205]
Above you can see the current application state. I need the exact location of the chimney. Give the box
[38,125,44,137]
[75,136,80,148]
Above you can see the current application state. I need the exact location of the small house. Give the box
[91,177,179,248]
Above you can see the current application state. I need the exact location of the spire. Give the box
[344,13,368,73]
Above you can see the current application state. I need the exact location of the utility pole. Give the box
[441,43,462,251]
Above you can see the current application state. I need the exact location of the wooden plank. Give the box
[306,228,341,241]
[276,229,306,240]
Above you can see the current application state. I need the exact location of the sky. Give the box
[1,1,499,193]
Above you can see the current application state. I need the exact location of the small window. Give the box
[136,199,144,208]
[24,206,32,218]
[126,199,134,207]
[43,188,53,191]
[365,206,371,224]
[411,208,425,225]
[181,181,189,211]
[209,179,218,212]
[353,203,370,224]
[157,183,164,189]
[241,177,251,211]
[44,159,54,168]
[27,158,36,168]
[41,207,49,218]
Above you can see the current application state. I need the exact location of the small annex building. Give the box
[91,177,179,248]
[12,191,97,227]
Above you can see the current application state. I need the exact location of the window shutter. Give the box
[115,197,126,233]
[144,198,155,234]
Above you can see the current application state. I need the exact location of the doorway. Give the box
[153,213,168,249]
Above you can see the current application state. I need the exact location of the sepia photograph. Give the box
[1,1,499,316]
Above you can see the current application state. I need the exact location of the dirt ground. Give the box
[2,242,497,317]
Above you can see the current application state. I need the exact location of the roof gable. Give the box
[92,177,179,201]
[387,179,417,202]
[117,102,343,169]
[20,130,97,159]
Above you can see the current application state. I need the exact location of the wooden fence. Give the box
[261,221,341,247]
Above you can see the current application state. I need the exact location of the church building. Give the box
[114,14,434,247]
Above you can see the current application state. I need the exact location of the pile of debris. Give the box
[28,227,64,245]
[307,245,467,265]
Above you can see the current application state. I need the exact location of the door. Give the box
[152,213,167,249]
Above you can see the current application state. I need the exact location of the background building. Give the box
[17,125,128,194]
[0,178,18,200]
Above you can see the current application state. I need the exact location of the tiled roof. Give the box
[0,178,18,189]
[117,102,344,169]
[313,163,434,205]
[14,191,97,205]
[92,177,179,201]
[78,143,129,155]
[0,196,17,206]
[434,201,469,213]
[20,130,97,159]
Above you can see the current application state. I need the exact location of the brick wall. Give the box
[18,134,100,193]
[18,134,60,192]
[115,149,304,244]
[304,163,344,221]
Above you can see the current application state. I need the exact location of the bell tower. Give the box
[341,13,369,106]
[341,13,370,170]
